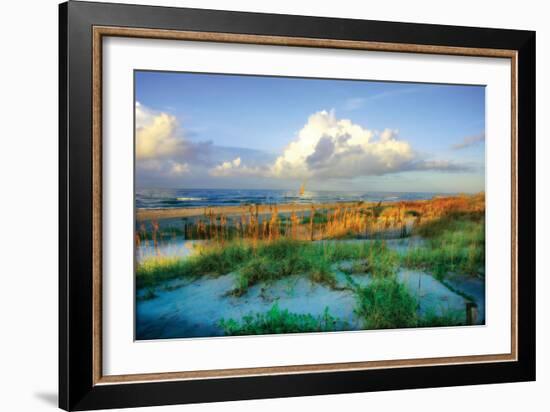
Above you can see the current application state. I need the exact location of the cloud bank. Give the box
[135,104,475,188]
[210,110,469,180]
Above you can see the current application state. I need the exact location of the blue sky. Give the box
[135,70,485,193]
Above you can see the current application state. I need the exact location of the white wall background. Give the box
[0,0,546,411]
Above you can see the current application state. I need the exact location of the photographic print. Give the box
[60,5,534,408]
[134,71,486,340]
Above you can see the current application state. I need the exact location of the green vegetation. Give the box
[403,211,485,278]
[137,238,400,291]
[354,277,418,329]
[138,227,500,297]
[137,241,252,288]
[228,239,339,295]
[137,257,190,288]
[338,242,399,278]
[420,308,465,327]
[353,277,467,330]
[136,195,485,336]
[234,254,335,296]
[301,210,328,224]
[218,303,340,335]
[218,285,465,335]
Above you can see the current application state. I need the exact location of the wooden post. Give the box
[466,302,478,325]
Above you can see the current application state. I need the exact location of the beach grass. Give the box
[137,210,484,292]
[420,308,466,327]
[136,194,483,336]
[217,282,466,335]
[354,277,418,329]
[137,237,400,291]
[353,276,467,329]
[136,194,485,245]
[218,303,340,335]
[137,196,485,292]
[136,240,252,288]
[402,210,485,278]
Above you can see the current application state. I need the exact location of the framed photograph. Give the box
[59,1,536,410]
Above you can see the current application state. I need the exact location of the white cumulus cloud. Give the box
[135,102,186,160]
[135,103,214,184]
[270,110,414,178]
[210,110,470,180]
[209,157,266,177]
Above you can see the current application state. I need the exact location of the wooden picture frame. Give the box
[59,1,535,410]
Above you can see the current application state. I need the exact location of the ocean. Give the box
[135,188,449,209]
